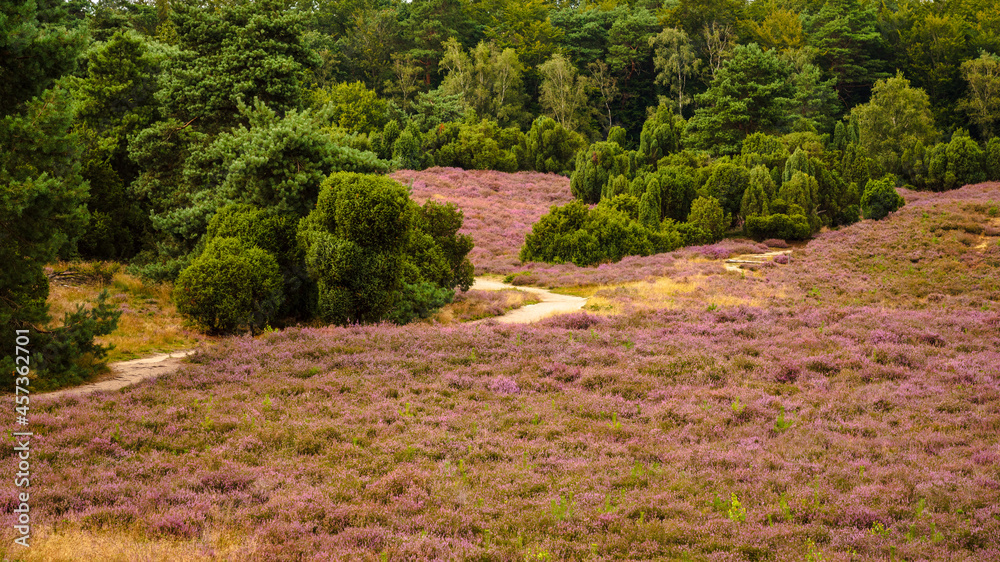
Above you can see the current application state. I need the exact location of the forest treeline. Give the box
[4,0,1000,384]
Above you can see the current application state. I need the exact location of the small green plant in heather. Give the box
[550,493,575,522]
[707,303,718,312]
[731,397,745,415]
[870,521,890,537]
[728,493,746,523]
[779,493,793,522]
[805,539,826,561]
[774,406,794,431]
[606,412,622,431]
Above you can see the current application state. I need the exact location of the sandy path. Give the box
[41,350,197,399]
[471,278,587,324]
[723,250,793,272]
[40,279,586,398]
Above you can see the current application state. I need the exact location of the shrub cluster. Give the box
[174,173,473,333]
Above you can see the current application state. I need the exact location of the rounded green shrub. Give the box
[521,116,585,175]
[174,237,283,334]
[860,177,905,220]
[570,141,631,204]
[687,196,729,242]
[944,129,986,188]
[987,137,1000,182]
[744,214,812,241]
[702,162,751,220]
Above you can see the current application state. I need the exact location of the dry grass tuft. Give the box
[45,262,209,362]
[1,527,256,561]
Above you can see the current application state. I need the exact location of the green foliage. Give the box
[638,104,683,169]
[520,200,681,267]
[21,291,121,392]
[174,237,284,334]
[702,162,751,220]
[925,130,988,191]
[538,53,589,133]
[132,101,388,280]
[744,213,812,241]
[158,0,319,133]
[860,177,905,220]
[638,184,660,230]
[654,165,699,222]
[608,126,627,147]
[428,118,523,172]
[0,0,98,385]
[521,116,586,175]
[945,129,987,187]
[777,171,820,229]
[740,166,773,219]
[440,39,527,127]
[959,53,1000,139]
[297,173,472,325]
[851,72,938,176]
[392,124,422,170]
[297,173,411,324]
[408,200,475,294]
[740,132,790,171]
[687,43,797,155]
[571,141,631,204]
[987,137,1000,181]
[687,196,729,242]
[311,80,392,134]
[206,204,313,320]
[802,0,888,109]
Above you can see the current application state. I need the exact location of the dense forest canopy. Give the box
[3,0,1000,381]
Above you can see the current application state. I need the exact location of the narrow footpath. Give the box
[42,278,588,397]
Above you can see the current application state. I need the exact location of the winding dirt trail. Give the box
[41,350,197,400]
[723,249,793,272]
[41,278,587,398]
[471,277,587,324]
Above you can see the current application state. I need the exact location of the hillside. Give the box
[13,176,1000,561]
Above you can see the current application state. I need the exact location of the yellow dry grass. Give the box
[45,262,208,362]
[1,527,256,561]
[583,269,793,315]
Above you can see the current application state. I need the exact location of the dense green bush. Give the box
[392,123,423,170]
[687,196,729,242]
[297,173,473,325]
[740,166,774,219]
[310,80,393,134]
[570,140,632,204]
[652,165,700,222]
[777,171,820,229]
[174,237,284,333]
[206,204,314,319]
[944,129,986,187]
[638,104,683,168]
[520,200,679,266]
[297,173,412,324]
[988,138,1000,181]
[427,118,523,172]
[860,177,905,220]
[521,116,585,175]
[744,213,812,241]
[701,163,751,221]
[740,132,790,171]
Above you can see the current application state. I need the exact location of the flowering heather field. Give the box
[5,182,1000,561]
[10,305,1000,560]
[391,168,575,275]
[438,289,541,323]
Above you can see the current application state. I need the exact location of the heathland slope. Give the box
[9,179,1000,561]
